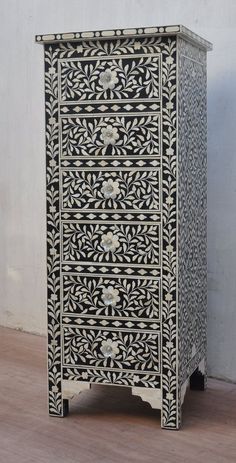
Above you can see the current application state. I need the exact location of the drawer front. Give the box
[62,221,160,265]
[59,54,160,102]
[62,274,160,321]
[60,114,160,157]
[61,168,160,211]
[62,326,160,374]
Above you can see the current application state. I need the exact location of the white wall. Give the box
[0,0,236,382]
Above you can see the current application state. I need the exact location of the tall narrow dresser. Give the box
[36,25,212,429]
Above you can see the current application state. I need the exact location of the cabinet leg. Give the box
[62,399,69,417]
[161,396,182,430]
[48,395,69,417]
[190,368,206,391]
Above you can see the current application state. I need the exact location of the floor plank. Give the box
[0,326,236,463]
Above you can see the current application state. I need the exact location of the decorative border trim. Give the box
[36,24,212,51]
[45,45,63,416]
[161,38,179,429]
[63,366,160,388]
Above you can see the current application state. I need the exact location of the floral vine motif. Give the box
[44,35,182,425]
[63,328,160,372]
[99,68,118,90]
[101,286,120,307]
[45,45,62,416]
[101,232,120,252]
[62,222,160,264]
[63,367,159,388]
[61,115,160,156]
[161,38,178,428]
[101,339,119,358]
[62,275,160,319]
[100,125,119,145]
[59,36,162,59]
[59,55,160,101]
[62,169,159,210]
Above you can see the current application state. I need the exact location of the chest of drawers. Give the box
[36,25,212,429]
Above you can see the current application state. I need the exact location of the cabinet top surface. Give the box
[35,24,212,51]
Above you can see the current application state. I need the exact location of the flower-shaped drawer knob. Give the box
[99,69,118,90]
[101,124,119,146]
[101,339,119,359]
[101,178,120,199]
[101,286,120,307]
[101,232,120,252]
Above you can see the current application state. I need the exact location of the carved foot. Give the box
[161,400,182,430]
[131,387,161,409]
[52,380,91,418]
[62,380,91,400]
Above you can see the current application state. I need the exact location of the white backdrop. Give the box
[0,0,236,382]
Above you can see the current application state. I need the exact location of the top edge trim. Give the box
[35,24,213,51]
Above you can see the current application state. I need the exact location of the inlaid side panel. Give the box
[177,39,207,386]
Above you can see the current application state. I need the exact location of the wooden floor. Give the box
[0,327,236,463]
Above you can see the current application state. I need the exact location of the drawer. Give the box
[59,54,160,102]
[60,114,160,157]
[62,221,160,265]
[62,326,160,373]
[61,168,160,211]
[62,274,160,320]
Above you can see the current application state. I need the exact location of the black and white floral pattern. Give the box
[61,115,160,156]
[160,38,178,429]
[60,55,160,101]
[61,169,160,210]
[44,36,169,420]
[63,327,160,372]
[43,31,208,430]
[62,222,160,264]
[63,367,159,388]
[62,274,160,319]
[178,39,207,386]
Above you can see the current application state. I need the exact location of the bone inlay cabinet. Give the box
[36,25,212,429]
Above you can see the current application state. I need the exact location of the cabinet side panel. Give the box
[177,38,207,387]
[44,44,63,415]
